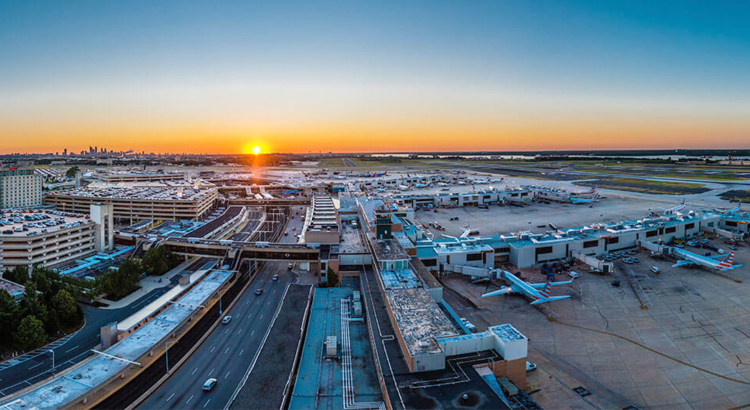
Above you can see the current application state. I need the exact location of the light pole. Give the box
[47,350,55,378]
[218,288,227,315]
[165,340,178,374]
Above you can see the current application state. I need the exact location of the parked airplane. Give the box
[570,193,601,204]
[663,199,686,215]
[482,271,575,305]
[364,171,387,178]
[729,201,742,213]
[572,185,597,194]
[672,248,741,271]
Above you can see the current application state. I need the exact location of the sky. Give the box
[1,0,749,154]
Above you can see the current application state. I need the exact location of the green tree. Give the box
[143,246,180,276]
[0,290,20,347]
[51,289,78,327]
[15,315,47,351]
[3,265,29,285]
[65,166,80,178]
[21,282,48,323]
[326,268,339,287]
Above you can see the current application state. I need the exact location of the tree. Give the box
[21,282,48,323]
[143,246,180,276]
[51,289,78,327]
[0,290,20,347]
[65,166,80,178]
[15,315,47,351]
[326,268,339,287]
[3,265,29,285]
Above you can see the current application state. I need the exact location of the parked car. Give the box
[650,266,661,274]
[526,362,537,372]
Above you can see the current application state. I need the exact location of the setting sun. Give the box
[251,145,261,155]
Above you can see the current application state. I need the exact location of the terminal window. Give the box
[535,246,553,255]
[583,240,598,248]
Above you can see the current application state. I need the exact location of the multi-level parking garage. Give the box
[44,185,218,221]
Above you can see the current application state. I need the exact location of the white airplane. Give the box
[570,192,601,204]
[482,271,575,305]
[673,248,741,271]
[663,199,686,215]
[729,201,742,213]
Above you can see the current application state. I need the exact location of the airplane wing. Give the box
[709,254,729,259]
[549,279,575,286]
[672,260,693,267]
[481,287,513,298]
[530,295,570,305]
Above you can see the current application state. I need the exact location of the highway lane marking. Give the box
[237,329,242,335]
[265,301,270,306]
[224,328,229,334]
[192,367,198,375]
[259,314,264,319]
[166,392,175,402]
[225,370,230,379]
[186,394,194,405]
[64,344,80,353]
[203,398,211,408]
[239,349,244,357]
[210,346,216,353]
[28,362,45,370]
[209,368,215,376]
[251,330,255,336]
[224,347,230,354]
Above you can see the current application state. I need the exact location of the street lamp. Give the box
[165,340,178,374]
[47,350,55,378]
[218,288,228,315]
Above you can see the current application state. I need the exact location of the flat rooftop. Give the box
[0,210,91,238]
[1,269,231,410]
[386,288,458,356]
[48,184,215,201]
[380,268,421,290]
[338,224,367,254]
[289,288,383,410]
[372,239,410,261]
[0,277,24,295]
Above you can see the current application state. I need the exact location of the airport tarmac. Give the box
[414,190,728,238]
[443,239,750,409]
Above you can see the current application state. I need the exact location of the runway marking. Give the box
[225,370,230,379]
[224,347,230,354]
[192,367,198,375]
[186,394,194,405]
[64,344,80,353]
[203,399,211,408]
[209,368,215,376]
[166,392,175,402]
[239,349,244,356]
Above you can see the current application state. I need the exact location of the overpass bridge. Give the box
[227,198,311,207]
[115,234,321,262]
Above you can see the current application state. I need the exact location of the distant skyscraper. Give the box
[63,148,67,156]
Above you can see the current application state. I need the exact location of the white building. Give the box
[0,165,42,209]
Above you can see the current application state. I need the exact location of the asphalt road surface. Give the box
[138,261,294,410]
[0,258,210,398]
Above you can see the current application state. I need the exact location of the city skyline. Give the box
[2,1,750,154]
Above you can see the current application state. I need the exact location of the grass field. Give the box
[575,177,709,195]
[719,190,750,202]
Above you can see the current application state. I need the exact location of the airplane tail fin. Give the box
[718,252,735,269]
[538,280,552,299]
[589,185,597,193]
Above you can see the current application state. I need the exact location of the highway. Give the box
[0,258,210,398]
[139,206,306,410]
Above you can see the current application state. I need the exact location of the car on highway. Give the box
[272,274,279,281]
[255,288,263,295]
[222,316,232,324]
[203,378,217,391]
